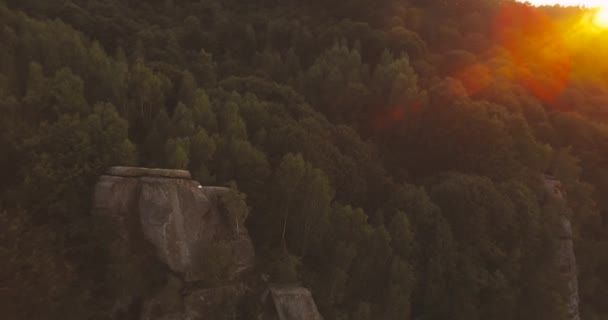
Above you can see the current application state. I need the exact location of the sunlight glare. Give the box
[594,7,608,28]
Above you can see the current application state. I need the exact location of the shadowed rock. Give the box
[261,286,324,320]
[93,167,255,319]
[94,167,323,320]
[543,175,580,320]
[94,167,251,280]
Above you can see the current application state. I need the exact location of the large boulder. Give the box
[94,167,323,320]
[94,167,254,281]
[93,167,255,319]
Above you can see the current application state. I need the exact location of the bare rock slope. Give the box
[93,166,254,319]
[93,166,323,320]
[543,176,580,320]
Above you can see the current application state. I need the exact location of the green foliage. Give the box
[2,1,608,319]
[190,128,216,168]
[165,137,190,169]
[22,103,135,219]
[303,42,370,123]
[220,188,249,235]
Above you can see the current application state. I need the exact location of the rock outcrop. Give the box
[543,175,580,320]
[261,286,324,320]
[93,166,255,319]
[94,166,324,320]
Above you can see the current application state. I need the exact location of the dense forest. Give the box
[2,0,608,319]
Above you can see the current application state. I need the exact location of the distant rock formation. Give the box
[543,175,580,320]
[93,166,255,319]
[93,167,323,320]
[261,286,324,320]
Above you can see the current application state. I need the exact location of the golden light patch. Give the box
[593,7,608,28]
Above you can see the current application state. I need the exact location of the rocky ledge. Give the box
[93,166,255,319]
[543,175,580,320]
[94,167,323,320]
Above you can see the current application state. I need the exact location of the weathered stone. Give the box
[557,215,574,240]
[542,175,580,320]
[93,167,256,320]
[262,286,324,320]
[137,177,222,276]
[556,231,580,320]
[232,231,256,276]
[140,275,186,320]
[92,175,140,242]
[544,175,565,199]
[93,167,323,320]
[141,283,247,320]
[183,285,245,318]
[93,168,254,282]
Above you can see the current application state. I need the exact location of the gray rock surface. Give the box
[94,168,243,279]
[262,286,324,320]
[93,167,255,319]
[184,285,246,318]
[543,175,580,320]
[94,167,323,320]
[137,176,222,278]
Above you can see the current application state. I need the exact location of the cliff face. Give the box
[93,167,255,319]
[262,286,324,320]
[543,176,580,320]
[93,167,324,320]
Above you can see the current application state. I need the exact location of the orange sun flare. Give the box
[594,7,608,27]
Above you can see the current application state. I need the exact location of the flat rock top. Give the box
[106,166,192,179]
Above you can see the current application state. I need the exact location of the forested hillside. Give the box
[1,0,608,319]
